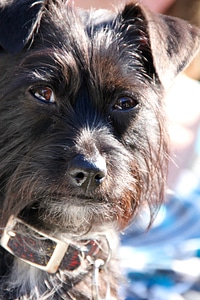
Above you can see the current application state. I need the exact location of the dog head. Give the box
[0,0,199,235]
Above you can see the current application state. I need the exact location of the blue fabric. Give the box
[120,192,200,299]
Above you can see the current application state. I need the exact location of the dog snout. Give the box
[68,154,107,190]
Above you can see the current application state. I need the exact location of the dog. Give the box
[0,0,199,299]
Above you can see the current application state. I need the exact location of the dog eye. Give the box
[30,86,56,103]
[112,96,138,111]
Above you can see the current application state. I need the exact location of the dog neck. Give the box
[0,216,116,299]
[0,216,109,274]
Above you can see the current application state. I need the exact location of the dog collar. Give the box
[0,215,100,274]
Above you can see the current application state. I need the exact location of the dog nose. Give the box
[68,154,107,190]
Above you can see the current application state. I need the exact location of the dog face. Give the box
[0,1,199,235]
[0,1,200,299]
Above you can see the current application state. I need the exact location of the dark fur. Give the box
[0,0,199,299]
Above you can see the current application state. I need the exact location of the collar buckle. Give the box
[1,216,71,273]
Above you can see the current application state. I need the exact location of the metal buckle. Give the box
[0,215,69,274]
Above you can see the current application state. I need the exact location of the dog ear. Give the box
[121,4,200,90]
[0,0,45,54]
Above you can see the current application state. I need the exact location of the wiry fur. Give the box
[0,1,199,299]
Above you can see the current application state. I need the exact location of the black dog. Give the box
[0,0,199,299]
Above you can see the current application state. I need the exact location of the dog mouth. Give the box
[60,193,106,203]
[48,190,108,206]
[17,192,111,234]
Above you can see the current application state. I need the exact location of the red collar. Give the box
[0,216,100,274]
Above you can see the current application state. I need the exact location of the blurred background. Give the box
[74,1,200,299]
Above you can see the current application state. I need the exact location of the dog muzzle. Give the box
[0,215,102,274]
